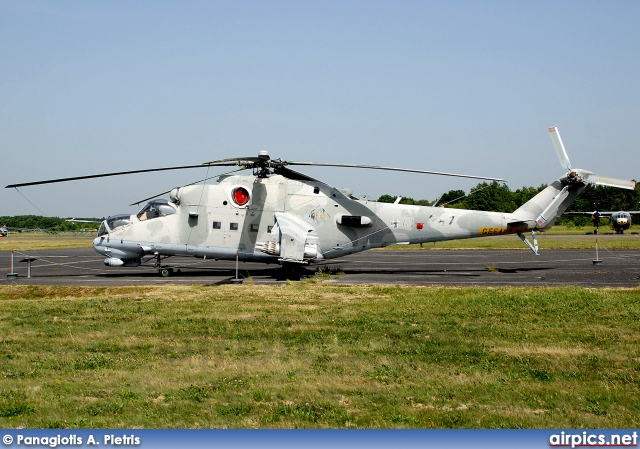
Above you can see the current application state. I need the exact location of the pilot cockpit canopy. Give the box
[137,199,177,221]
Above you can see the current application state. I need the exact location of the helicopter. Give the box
[5,127,636,277]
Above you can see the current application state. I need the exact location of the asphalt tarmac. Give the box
[2,246,639,287]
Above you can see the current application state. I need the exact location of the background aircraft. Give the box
[564,207,640,234]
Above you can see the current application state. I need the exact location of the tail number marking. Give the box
[478,227,511,236]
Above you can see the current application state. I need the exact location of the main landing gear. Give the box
[154,253,174,277]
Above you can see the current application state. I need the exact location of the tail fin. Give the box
[512,127,635,229]
[512,179,584,229]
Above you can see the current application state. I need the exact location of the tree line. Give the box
[0,216,102,232]
[376,181,640,225]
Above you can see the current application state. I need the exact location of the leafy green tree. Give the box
[399,197,416,205]
[376,194,397,203]
[565,183,640,213]
[462,182,517,212]
[436,189,466,207]
[512,185,547,208]
[376,195,430,206]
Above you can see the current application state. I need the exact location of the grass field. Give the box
[392,234,640,250]
[1,284,639,429]
[0,234,94,251]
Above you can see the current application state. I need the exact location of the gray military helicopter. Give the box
[6,127,635,277]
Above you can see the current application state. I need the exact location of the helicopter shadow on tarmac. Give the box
[93,262,555,283]
[96,265,311,282]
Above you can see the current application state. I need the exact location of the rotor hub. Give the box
[564,171,583,186]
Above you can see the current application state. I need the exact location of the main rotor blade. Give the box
[65,218,103,223]
[549,126,572,171]
[4,163,217,189]
[129,168,246,206]
[273,166,322,182]
[284,161,507,182]
[202,156,261,165]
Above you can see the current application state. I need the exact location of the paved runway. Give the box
[2,247,639,287]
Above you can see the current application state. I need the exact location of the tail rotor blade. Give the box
[585,173,636,190]
[549,126,572,171]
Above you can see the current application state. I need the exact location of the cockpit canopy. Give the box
[137,199,177,221]
[96,200,177,237]
[98,214,132,236]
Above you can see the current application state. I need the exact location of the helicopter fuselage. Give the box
[93,173,544,267]
[6,126,630,272]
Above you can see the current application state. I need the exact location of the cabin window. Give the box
[230,223,239,231]
[212,221,221,230]
[250,224,259,232]
[267,226,273,233]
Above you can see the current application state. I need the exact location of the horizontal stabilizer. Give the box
[506,221,531,231]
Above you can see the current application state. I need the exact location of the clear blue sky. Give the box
[2,0,639,218]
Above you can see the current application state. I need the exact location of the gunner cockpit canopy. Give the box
[98,214,132,236]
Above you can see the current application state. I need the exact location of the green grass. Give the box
[1,284,639,428]
[382,227,640,251]
[0,234,93,251]
[387,236,640,251]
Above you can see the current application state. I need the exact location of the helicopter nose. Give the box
[93,236,107,255]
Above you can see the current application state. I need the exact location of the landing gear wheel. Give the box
[159,268,173,277]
